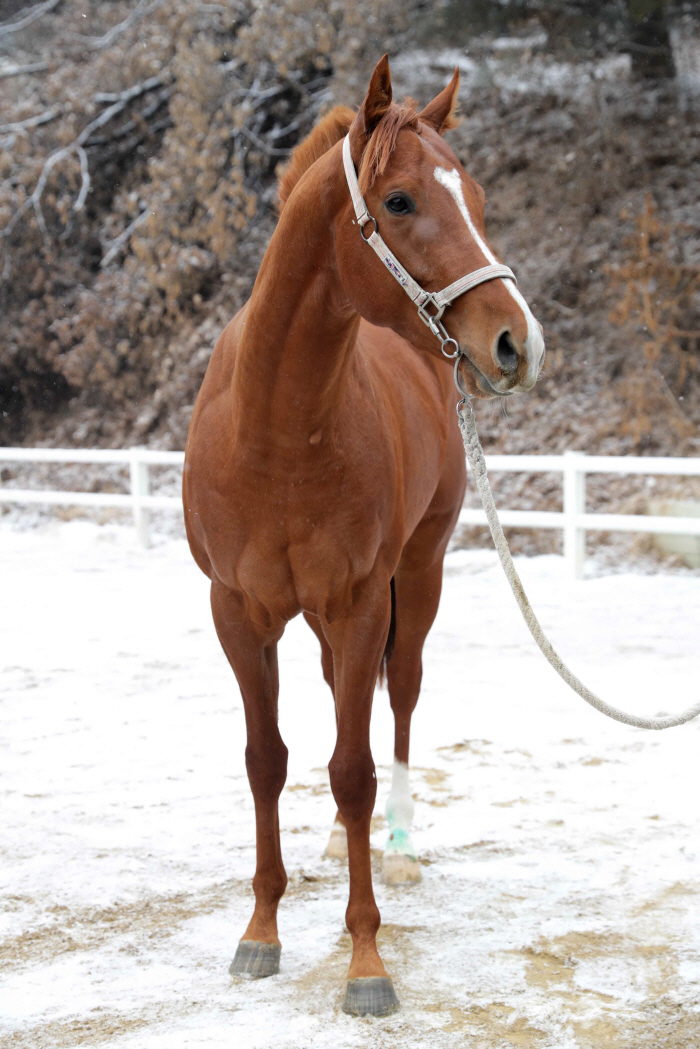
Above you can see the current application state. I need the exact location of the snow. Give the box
[391,47,633,109]
[1,520,700,1048]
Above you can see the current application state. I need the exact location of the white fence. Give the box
[1,447,700,577]
[0,447,182,549]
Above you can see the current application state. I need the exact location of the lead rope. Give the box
[455,379,700,730]
[343,133,699,730]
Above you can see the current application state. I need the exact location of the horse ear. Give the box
[418,68,460,134]
[359,54,393,136]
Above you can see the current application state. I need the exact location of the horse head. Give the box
[335,56,545,399]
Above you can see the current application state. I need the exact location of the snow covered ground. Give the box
[1,521,699,1049]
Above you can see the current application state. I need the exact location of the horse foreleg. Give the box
[303,611,348,860]
[211,581,288,979]
[324,578,400,1017]
[384,556,445,884]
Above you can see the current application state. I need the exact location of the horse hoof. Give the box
[382,852,422,885]
[229,940,281,979]
[325,821,348,860]
[342,976,400,1017]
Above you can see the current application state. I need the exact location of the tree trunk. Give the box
[626,0,676,79]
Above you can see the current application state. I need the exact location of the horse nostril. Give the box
[495,332,519,375]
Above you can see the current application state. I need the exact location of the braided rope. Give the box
[457,397,700,730]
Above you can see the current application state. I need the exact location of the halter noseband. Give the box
[342,133,516,359]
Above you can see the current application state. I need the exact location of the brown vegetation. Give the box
[606,194,700,444]
[0,0,417,446]
[0,0,698,470]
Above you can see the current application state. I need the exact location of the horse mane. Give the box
[277,100,421,211]
[278,106,354,211]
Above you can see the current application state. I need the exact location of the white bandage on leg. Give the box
[383,760,421,884]
[385,761,416,858]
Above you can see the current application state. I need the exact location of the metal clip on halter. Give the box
[416,294,444,333]
[417,296,460,359]
[360,216,378,242]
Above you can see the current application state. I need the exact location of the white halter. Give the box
[342,133,516,358]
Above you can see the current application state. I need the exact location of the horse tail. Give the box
[378,577,396,687]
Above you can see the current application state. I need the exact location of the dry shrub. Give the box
[606,194,700,445]
[0,0,421,448]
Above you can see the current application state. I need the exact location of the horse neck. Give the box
[232,149,359,451]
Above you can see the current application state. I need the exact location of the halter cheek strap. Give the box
[342,133,516,358]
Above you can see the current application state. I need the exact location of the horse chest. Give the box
[204,466,389,624]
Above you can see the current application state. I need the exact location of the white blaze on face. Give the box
[433,166,545,376]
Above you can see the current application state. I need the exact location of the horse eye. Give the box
[385,194,414,216]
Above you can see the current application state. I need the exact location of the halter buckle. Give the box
[417,294,446,336]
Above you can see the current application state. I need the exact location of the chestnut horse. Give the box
[183,56,544,1016]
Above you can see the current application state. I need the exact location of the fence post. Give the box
[563,450,586,579]
[129,446,150,548]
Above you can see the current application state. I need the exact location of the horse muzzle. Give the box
[459,353,541,399]
[487,324,546,395]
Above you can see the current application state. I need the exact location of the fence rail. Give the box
[0,446,182,549]
[1,447,699,577]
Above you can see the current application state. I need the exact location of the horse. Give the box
[183,55,545,1017]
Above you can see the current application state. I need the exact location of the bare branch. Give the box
[78,76,168,142]
[0,108,61,134]
[618,40,671,56]
[92,75,167,108]
[250,83,289,109]
[269,118,300,141]
[299,74,334,94]
[1,75,170,244]
[547,299,576,317]
[10,149,60,249]
[0,0,61,39]
[93,91,126,104]
[68,0,164,52]
[653,370,696,432]
[237,125,290,156]
[100,209,150,268]
[116,114,172,157]
[2,142,78,242]
[74,147,90,212]
[32,195,48,242]
[0,61,50,78]
[85,87,172,146]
